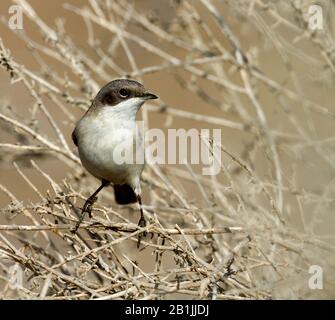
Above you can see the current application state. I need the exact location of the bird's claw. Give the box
[83,196,97,218]
[73,196,98,232]
[137,217,147,248]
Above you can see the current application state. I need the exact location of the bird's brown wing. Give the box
[71,129,78,146]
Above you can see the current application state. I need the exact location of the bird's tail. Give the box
[113,184,137,204]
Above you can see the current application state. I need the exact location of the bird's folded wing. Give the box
[72,129,78,146]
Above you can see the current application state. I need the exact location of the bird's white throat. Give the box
[101,97,145,122]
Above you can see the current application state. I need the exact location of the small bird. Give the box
[72,79,158,235]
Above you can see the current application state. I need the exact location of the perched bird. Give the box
[72,79,158,235]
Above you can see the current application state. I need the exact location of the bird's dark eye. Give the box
[119,88,129,98]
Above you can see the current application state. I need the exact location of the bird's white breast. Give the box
[75,98,144,187]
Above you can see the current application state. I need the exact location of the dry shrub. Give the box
[0,0,334,299]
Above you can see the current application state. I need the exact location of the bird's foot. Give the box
[138,216,146,228]
[83,196,98,218]
[73,196,98,232]
[137,216,147,248]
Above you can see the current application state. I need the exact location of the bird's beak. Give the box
[143,92,158,100]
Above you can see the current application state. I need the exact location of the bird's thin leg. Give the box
[74,180,109,232]
[136,194,147,248]
[137,194,146,228]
